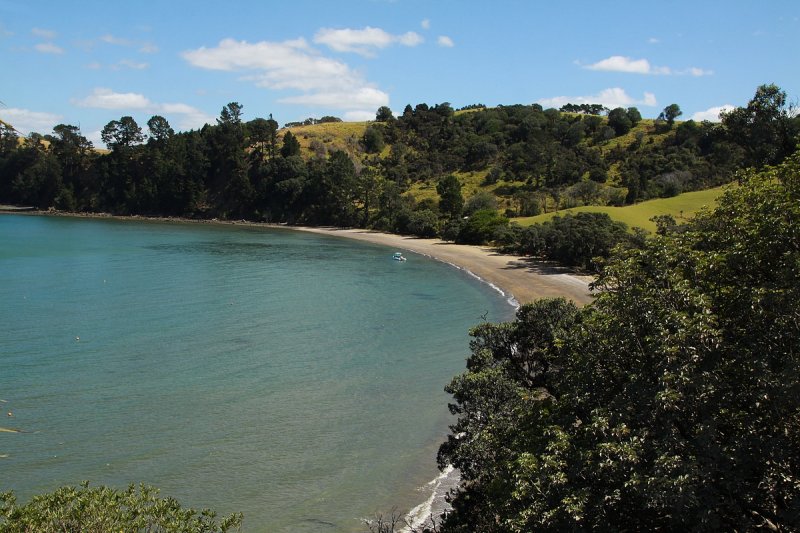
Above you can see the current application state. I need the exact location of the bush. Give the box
[455,209,509,245]
[0,482,242,532]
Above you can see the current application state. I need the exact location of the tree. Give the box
[658,103,682,130]
[626,107,642,126]
[438,147,800,531]
[362,125,385,154]
[375,106,394,122]
[436,174,463,219]
[217,102,243,127]
[721,83,799,166]
[463,191,498,216]
[455,209,509,244]
[607,107,633,136]
[280,130,301,158]
[100,116,144,151]
[0,482,242,532]
[146,115,174,144]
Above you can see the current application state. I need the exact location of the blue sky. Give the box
[2,0,798,147]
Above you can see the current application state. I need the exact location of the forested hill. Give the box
[0,84,797,235]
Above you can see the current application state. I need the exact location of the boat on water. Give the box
[392,252,407,262]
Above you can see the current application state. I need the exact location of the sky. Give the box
[1,0,798,147]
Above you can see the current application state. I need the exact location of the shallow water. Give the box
[0,214,513,532]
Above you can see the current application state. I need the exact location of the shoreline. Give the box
[1,209,594,307]
[2,208,593,528]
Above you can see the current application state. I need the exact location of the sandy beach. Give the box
[285,226,594,307]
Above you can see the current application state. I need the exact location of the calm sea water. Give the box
[0,214,513,532]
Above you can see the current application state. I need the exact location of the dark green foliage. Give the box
[455,209,509,244]
[375,106,394,122]
[508,212,630,269]
[280,130,301,158]
[100,116,144,150]
[656,103,682,132]
[436,174,464,219]
[0,482,242,532]
[463,191,498,216]
[362,125,385,154]
[559,103,607,115]
[721,83,799,167]
[438,149,800,531]
[405,208,440,237]
[607,107,632,136]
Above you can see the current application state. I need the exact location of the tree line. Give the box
[1,85,797,253]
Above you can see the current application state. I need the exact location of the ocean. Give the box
[0,214,514,532]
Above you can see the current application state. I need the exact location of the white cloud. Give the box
[344,110,376,122]
[0,107,63,134]
[538,88,658,109]
[584,55,711,76]
[686,67,713,77]
[183,38,390,115]
[280,87,389,110]
[114,59,149,70]
[34,42,64,54]
[648,37,660,44]
[75,88,152,109]
[85,61,102,69]
[421,19,431,30]
[74,88,214,131]
[437,35,454,47]
[100,34,132,46]
[398,31,424,47]
[691,104,734,122]
[585,55,668,74]
[32,27,56,39]
[139,42,158,54]
[313,26,423,56]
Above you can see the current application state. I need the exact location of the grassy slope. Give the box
[512,186,726,233]
[282,121,368,159]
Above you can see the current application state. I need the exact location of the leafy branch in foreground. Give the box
[0,482,242,533]
[438,147,800,531]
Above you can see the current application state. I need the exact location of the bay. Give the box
[0,214,513,532]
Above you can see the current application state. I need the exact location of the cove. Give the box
[0,214,514,532]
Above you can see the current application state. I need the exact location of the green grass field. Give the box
[512,186,727,233]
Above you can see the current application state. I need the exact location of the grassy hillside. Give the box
[512,186,726,233]
[281,121,368,159]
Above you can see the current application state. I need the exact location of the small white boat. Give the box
[392,252,407,262]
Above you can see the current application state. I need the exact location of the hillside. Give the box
[1,85,796,238]
[512,185,726,233]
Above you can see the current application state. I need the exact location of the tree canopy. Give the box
[0,482,242,533]
[438,146,800,531]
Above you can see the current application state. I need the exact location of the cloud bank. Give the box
[1,108,63,135]
[691,104,734,122]
[538,87,657,109]
[585,55,712,76]
[74,88,214,130]
[314,26,423,56]
[182,37,390,113]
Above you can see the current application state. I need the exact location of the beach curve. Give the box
[286,226,594,307]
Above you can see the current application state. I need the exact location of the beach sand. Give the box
[286,226,594,307]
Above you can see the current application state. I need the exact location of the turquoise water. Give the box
[0,214,513,532]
